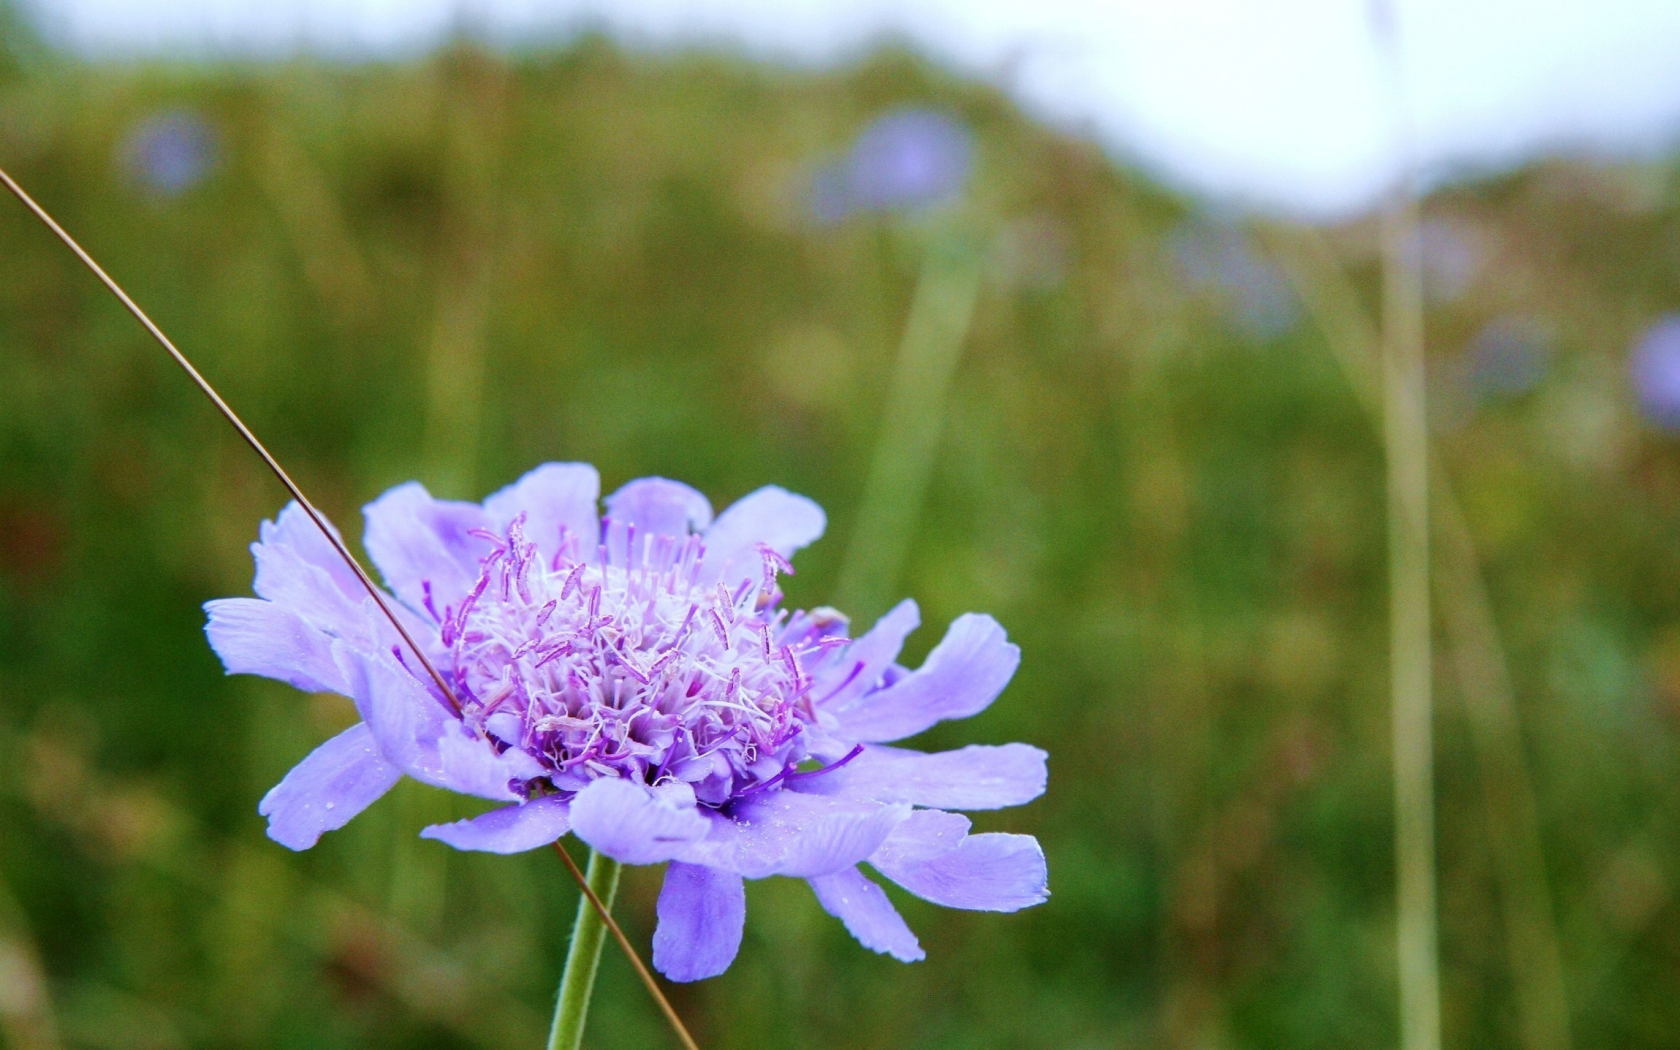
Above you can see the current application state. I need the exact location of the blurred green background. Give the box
[4,13,1680,1050]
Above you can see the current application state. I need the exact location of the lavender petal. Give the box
[251,514,366,635]
[829,614,1020,743]
[680,791,911,878]
[652,862,747,982]
[809,866,924,962]
[604,477,713,538]
[814,599,919,710]
[258,722,402,850]
[333,641,527,801]
[419,795,571,853]
[798,742,1047,811]
[869,808,972,865]
[362,481,492,612]
[482,462,602,562]
[568,777,711,864]
[204,597,346,694]
[256,501,363,601]
[697,486,826,590]
[872,821,1048,913]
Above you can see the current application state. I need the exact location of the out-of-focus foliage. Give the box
[1,28,1680,1050]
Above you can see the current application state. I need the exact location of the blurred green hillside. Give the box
[3,24,1680,1050]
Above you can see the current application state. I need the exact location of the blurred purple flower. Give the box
[1466,315,1553,402]
[123,110,216,196]
[205,465,1048,981]
[1170,222,1298,340]
[814,108,974,221]
[1632,314,1680,429]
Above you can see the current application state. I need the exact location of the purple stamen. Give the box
[814,660,867,706]
[561,562,585,601]
[785,744,866,782]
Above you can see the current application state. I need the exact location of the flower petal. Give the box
[335,639,448,768]
[814,600,919,712]
[869,808,971,865]
[333,641,527,801]
[652,863,747,982]
[873,826,1048,913]
[251,511,367,636]
[696,486,826,589]
[204,598,346,694]
[808,866,924,962]
[799,743,1048,811]
[256,502,362,603]
[435,723,546,799]
[604,477,713,538]
[362,481,492,612]
[828,614,1020,743]
[419,795,571,854]
[482,462,602,562]
[568,777,711,865]
[258,722,401,850]
[678,790,910,878]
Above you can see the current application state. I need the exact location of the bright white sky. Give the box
[19,0,1680,216]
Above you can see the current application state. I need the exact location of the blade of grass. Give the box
[1381,173,1441,1050]
[1258,221,1572,1050]
[1367,7,1442,1045]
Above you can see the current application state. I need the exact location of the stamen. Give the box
[560,562,585,601]
[814,660,867,706]
[785,744,866,783]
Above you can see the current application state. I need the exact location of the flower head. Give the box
[206,465,1048,980]
[123,110,217,197]
[1633,314,1680,431]
[813,108,974,222]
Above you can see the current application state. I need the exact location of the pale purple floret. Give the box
[205,464,1048,980]
[813,108,974,222]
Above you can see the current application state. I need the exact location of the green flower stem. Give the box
[548,848,623,1050]
[834,235,983,623]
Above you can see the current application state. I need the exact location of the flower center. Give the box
[422,515,845,806]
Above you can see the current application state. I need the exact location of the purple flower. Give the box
[123,110,217,197]
[206,465,1048,980]
[1169,222,1297,341]
[1633,315,1680,430]
[813,109,974,222]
